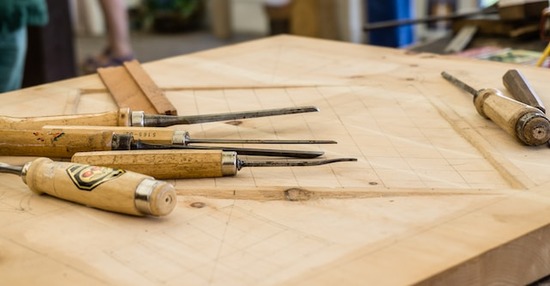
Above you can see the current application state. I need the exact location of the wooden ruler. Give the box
[97,60,177,115]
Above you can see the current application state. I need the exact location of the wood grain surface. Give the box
[1,35,550,285]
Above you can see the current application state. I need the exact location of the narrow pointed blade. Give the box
[240,158,357,168]
[187,138,337,145]
[441,71,478,97]
[143,106,319,127]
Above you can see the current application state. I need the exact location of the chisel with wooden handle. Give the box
[0,158,176,216]
[502,69,546,113]
[71,150,357,179]
[441,71,550,146]
[41,125,336,145]
[0,106,319,130]
[0,129,324,158]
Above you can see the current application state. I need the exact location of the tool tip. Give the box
[333,158,358,162]
[301,106,320,113]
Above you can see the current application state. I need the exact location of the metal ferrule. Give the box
[474,88,494,119]
[131,111,145,127]
[20,162,32,185]
[111,134,133,150]
[221,152,238,176]
[172,131,190,145]
[134,178,158,215]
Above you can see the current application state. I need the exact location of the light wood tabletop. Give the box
[1,35,550,285]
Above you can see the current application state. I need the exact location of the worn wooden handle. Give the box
[71,150,237,179]
[42,125,178,144]
[23,157,176,216]
[0,128,115,158]
[0,108,130,130]
[474,88,550,146]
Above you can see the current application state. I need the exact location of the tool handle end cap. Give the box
[519,115,550,146]
[135,179,177,216]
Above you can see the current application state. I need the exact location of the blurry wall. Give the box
[217,0,365,42]
[232,0,269,34]
[69,0,366,44]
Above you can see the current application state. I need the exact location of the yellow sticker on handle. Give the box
[66,165,125,191]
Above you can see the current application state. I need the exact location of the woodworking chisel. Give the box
[71,150,358,179]
[0,106,319,130]
[0,129,324,159]
[502,69,546,113]
[0,158,176,216]
[441,71,550,146]
[41,125,336,145]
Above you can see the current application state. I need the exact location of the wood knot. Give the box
[190,202,206,208]
[225,120,243,126]
[284,188,313,201]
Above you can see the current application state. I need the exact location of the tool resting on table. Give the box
[441,71,550,146]
[0,129,324,158]
[41,125,336,145]
[0,106,319,130]
[502,69,546,114]
[0,158,176,216]
[71,150,357,179]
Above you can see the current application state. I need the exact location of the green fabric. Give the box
[0,27,27,92]
[0,0,48,34]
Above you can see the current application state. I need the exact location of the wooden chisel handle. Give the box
[503,69,546,113]
[71,150,238,179]
[42,125,182,144]
[442,71,550,146]
[22,157,176,216]
[474,88,550,146]
[0,108,131,130]
[0,128,116,158]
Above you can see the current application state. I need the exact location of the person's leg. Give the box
[83,0,134,73]
[0,27,27,92]
[99,0,133,59]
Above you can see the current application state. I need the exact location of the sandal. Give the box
[82,48,134,74]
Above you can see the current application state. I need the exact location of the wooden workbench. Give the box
[2,35,550,285]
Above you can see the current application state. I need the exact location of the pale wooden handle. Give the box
[42,125,177,144]
[474,88,550,145]
[0,129,114,158]
[23,158,176,216]
[71,150,235,179]
[0,108,129,130]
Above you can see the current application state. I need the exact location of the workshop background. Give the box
[26,0,547,90]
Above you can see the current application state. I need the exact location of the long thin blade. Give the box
[187,138,337,145]
[441,71,478,97]
[0,163,23,175]
[240,158,357,168]
[133,141,324,159]
[143,106,319,127]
